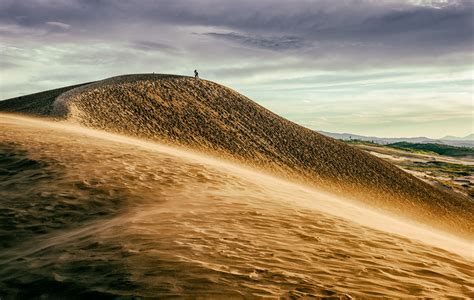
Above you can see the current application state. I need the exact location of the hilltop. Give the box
[1,74,472,237]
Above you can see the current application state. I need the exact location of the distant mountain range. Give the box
[318,131,474,148]
[441,134,474,141]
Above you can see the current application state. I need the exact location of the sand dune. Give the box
[0,114,472,298]
[1,74,472,238]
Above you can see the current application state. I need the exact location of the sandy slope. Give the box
[1,74,472,239]
[0,114,472,298]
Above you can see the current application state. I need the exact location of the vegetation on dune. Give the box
[387,142,474,157]
[404,161,474,198]
[343,139,383,147]
[347,142,473,199]
[406,161,473,176]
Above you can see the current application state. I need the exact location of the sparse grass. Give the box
[387,142,474,158]
[342,139,383,147]
[405,161,473,178]
[348,142,474,198]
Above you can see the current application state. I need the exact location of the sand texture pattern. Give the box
[1,74,471,238]
[0,115,472,298]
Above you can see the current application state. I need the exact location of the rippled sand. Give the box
[1,114,473,298]
[2,74,472,238]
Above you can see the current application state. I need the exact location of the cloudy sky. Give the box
[0,0,472,138]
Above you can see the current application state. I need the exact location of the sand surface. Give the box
[1,114,473,298]
[1,74,472,238]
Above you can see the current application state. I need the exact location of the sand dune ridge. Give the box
[1,74,472,238]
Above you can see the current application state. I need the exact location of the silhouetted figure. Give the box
[194,69,199,79]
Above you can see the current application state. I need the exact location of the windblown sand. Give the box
[1,74,472,238]
[0,114,472,298]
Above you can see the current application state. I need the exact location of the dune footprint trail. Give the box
[0,115,473,298]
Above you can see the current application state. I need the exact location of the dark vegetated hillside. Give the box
[388,142,474,157]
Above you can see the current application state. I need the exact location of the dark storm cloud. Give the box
[0,0,472,63]
[0,0,112,27]
[315,4,474,49]
[202,32,307,51]
[132,41,176,52]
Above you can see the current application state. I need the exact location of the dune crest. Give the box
[0,74,472,238]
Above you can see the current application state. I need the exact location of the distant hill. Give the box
[441,134,474,141]
[318,131,474,148]
[386,142,474,158]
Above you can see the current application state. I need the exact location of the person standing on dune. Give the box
[194,69,199,79]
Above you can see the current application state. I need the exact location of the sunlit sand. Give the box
[1,75,473,298]
[1,114,472,298]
